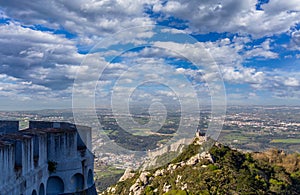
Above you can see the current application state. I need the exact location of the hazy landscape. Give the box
[1,0,300,194]
[2,106,300,192]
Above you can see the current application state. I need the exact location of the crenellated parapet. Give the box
[0,120,96,195]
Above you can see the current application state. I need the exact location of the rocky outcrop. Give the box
[102,135,216,195]
[154,168,165,177]
[186,151,214,165]
[101,138,300,195]
[128,171,152,195]
[119,168,135,182]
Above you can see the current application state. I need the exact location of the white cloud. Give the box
[222,67,264,84]
[0,22,88,91]
[1,0,155,40]
[0,22,102,108]
[4,0,299,40]
[234,37,278,59]
[289,30,300,50]
[244,48,278,59]
[153,0,300,38]
[256,70,300,99]
[0,73,52,101]
[0,0,299,108]
[284,77,300,87]
[160,28,187,34]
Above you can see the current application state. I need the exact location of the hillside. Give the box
[101,136,300,195]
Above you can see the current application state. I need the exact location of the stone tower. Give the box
[0,120,96,195]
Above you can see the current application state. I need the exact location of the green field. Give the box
[220,133,251,143]
[131,128,152,135]
[94,165,125,192]
[271,139,300,144]
[94,166,124,178]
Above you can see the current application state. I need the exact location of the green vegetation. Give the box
[171,142,201,164]
[98,115,172,151]
[95,166,124,178]
[102,141,300,195]
[271,139,300,144]
[164,190,188,195]
[94,165,125,192]
[221,133,251,143]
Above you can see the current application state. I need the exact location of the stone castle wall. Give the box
[0,120,96,195]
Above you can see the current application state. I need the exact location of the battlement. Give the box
[0,120,96,195]
[0,120,19,134]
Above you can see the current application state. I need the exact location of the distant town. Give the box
[1,106,300,169]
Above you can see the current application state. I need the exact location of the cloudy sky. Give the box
[0,0,300,110]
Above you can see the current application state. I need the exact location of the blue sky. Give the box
[0,0,300,110]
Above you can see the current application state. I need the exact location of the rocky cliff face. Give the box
[101,136,300,195]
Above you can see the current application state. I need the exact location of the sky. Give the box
[0,0,300,110]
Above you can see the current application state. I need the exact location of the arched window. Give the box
[71,173,84,192]
[87,169,94,187]
[32,190,37,195]
[39,183,45,195]
[46,176,64,195]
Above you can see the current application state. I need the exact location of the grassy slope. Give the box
[102,141,300,195]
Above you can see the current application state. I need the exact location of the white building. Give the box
[0,120,96,195]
